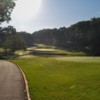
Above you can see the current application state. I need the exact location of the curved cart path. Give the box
[0,60,27,100]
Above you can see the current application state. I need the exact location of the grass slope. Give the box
[27,44,85,56]
[12,56,100,100]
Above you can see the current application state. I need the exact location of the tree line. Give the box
[0,0,100,56]
[0,26,33,55]
[0,17,100,56]
[32,17,100,56]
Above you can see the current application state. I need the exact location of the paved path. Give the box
[0,60,27,100]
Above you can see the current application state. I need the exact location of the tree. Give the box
[3,34,26,55]
[32,17,100,55]
[0,0,15,23]
[18,31,34,47]
[87,17,100,55]
[0,26,16,47]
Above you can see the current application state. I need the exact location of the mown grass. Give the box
[27,44,85,56]
[31,49,85,56]
[0,48,4,53]
[56,56,100,63]
[12,56,100,100]
[15,50,30,56]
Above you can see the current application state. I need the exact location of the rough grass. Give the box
[12,56,100,100]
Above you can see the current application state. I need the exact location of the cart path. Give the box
[0,60,27,100]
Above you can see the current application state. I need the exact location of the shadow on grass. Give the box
[29,51,67,57]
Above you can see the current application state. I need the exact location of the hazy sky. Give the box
[2,0,100,33]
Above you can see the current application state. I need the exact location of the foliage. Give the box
[0,26,16,47]
[0,0,15,23]
[18,31,34,47]
[0,26,33,48]
[3,34,26,54]
[32,17,100,56]
[1,17,100,56]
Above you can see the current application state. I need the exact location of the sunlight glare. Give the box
[14,0,42,21]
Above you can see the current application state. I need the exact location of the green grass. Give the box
[12,56,100,100]
[27,45,85,56]
[15,50,30,55]
[32,49,85,56]
[0,48,4,53]
[56,56,100,63]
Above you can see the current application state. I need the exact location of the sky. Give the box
[2,0,100,33]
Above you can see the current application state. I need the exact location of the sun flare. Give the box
[13,0,42,21]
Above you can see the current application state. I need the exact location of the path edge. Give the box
[10,61,31,100]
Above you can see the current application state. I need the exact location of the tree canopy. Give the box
[3,34,26,54]
[32,17,100,56]
[0,0,15,23]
